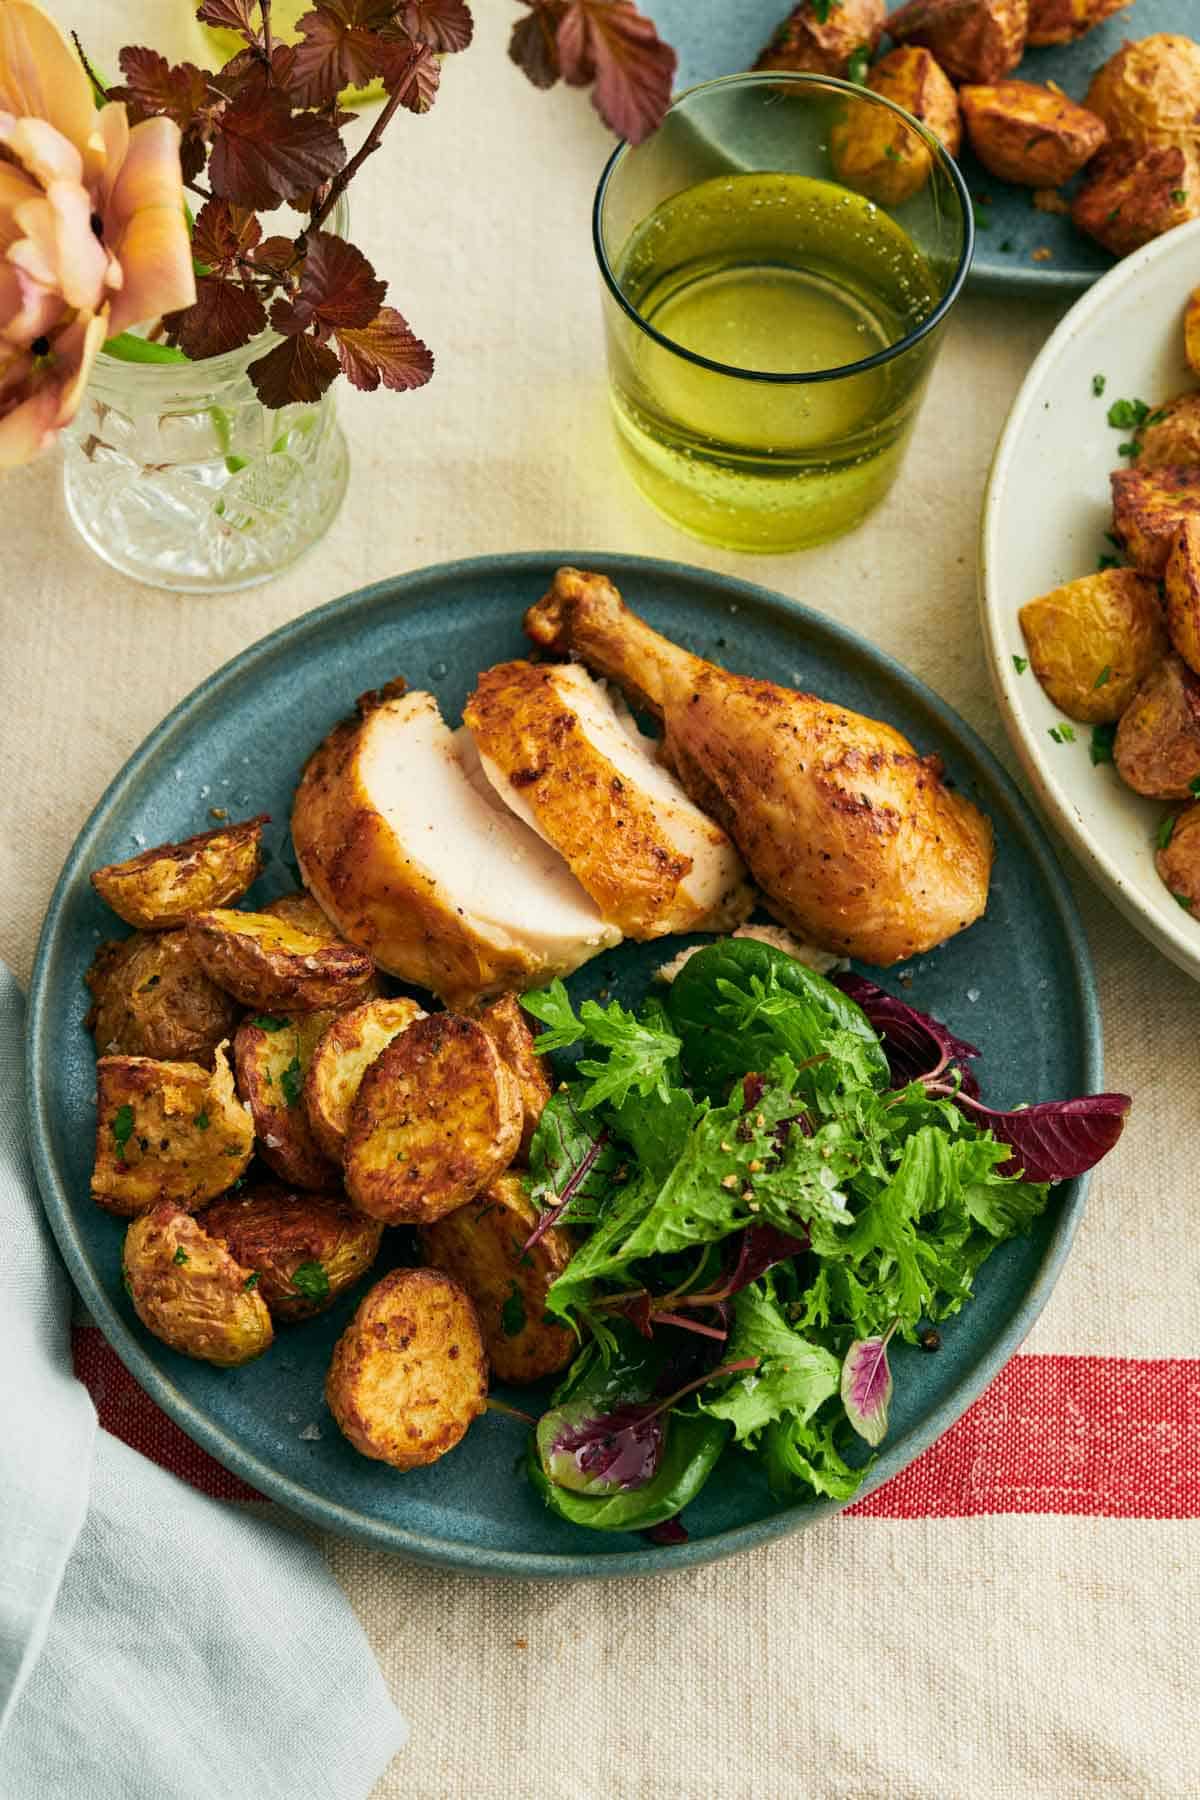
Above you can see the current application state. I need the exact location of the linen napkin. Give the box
[0,966,407,1800]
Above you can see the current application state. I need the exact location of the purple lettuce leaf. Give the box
[834,972,981,1093]
[641,1515,689,1546]
[840,1330,895,1447]
[720,1221,811,1297]
[544,1402,666,1497]
[954,1091,1132,1182]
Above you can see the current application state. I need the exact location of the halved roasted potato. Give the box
[474,994,551,1161]
[233,1010,340,1189]
[1018,567,1167,722]
[325,1268,488,1469]
[186,907,375,1012]
[1027,0,1132,47]
[123,1202,273,1366]
[1185,289,1200,378]
[344,1013,523,1225]
[1135,393,1200,472]
[1111,464,1200,578]
[1084,34,1200,153]
[960,80,1106,186]
[1155,803,1200,918]
[420,1175,574,1384]
[90,816,267,930]
[1166,519,1200,677]
[303,996,426,1163]
[92,1043,254,1216]
[202,1182,383,1322]
[261,889,338,940]
[829,47,961,207]
[1072,142,1200,259]
[885,0,1027,85]
[1114,654,1200,799]
[85,929,239,1066]
[754,0,885,79]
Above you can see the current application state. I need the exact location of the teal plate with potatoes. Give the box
[27,553,1100,1576]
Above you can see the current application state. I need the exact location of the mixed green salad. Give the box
[515,940,1129,1541]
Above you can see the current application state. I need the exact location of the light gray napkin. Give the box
[0,967,407,1799]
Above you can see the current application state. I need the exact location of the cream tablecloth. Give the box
[5,4,1199,1795]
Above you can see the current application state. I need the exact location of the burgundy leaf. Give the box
[335,305,434,391]
[557,0,676,144]
[374,39,441,110]
[720,1222,810,1298]
[195,0,262,39]
[288,1,393,106]
[841,1328,896,1447]
[250,233,300,277]
[608,1292,654,1338]
[400,0,475,52]
[113,46,210,130]
[209,84,345,208]
[509,6,563,89]
[641,1515,688,1545]
[248,329,340,406]
[953,1092,1132,1183]
[287,230,385,331]
[163,275,266,358]
[191,197,262,272]
[834,972,981,1092]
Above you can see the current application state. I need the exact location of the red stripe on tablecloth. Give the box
[72,1329,1200,1518]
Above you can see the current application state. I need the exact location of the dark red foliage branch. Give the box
[509,0,676,144]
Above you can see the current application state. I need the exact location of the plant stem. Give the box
[260,0,274,63]
[184,178,215,205]
[307,60,421,237]
[486,1397,537,1428]
[71,31,111,103]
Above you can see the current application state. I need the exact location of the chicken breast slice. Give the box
[291,688,620,1007]
[464,660,754,939]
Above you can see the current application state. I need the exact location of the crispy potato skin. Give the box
[1166,519,1200,677]
[325,1268,487,1470]
[886,0,1028,85]
[203,1182,383,1322]
[90,816,267,931]
[1156,803,1200,917]
[474,994,552,1161]
[1027,0,1132,47]
[1018,568,1167,722]
[960,80,1106,185]
[1111,465,1200,578]
[303,996,426,1162]
[92,1043,254,1216]
[829,48,961,206]
[420,1175,574,1385]
[186,907,375,1012]
[233,1011,340,1189]
[123,1202,273,1366]
[262,890,338,941]
[1085,35,1200,152]
[1114,654,1200,799]
[754,0,885,78]
[1185,289,1200,378]
[1135,392,1200,471]
[344,1013,523,1226]
[1072,142,1200,258]
[85,929,239,1066]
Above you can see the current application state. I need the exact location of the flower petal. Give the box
[11,180,107,310]
[0,110,82,186]
[49,304,105,422]
[103,115,194,335]
[0,257,62,342]
[92,101,128,209]
[0,158,40,254]
[0,0,97,157]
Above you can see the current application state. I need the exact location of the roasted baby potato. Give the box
[754,0,885,79]
[1155,803,1200,917]
[885,0,1027,85]
[1072,143,1200,259]
[829,47,961,206]
[233,1010,340,1189]
[1084,35,1200,153]
[186,907,375,1012]
[261,889,338,940]
[325,1268,488,1469]
[303,996,426,1163]
[344,1013,523,1225]
[1111,464,1200,578]
[1166,518,1200,676]
[420,1174,574,1384]
[1114,654,1200,799]
[474,993,551,1161]
[123,1202,273,1366]
[90,816,267,930]
[1027,0,1132,47]
[960,81,1106,186]
[1185,288,1200,377]
[202,1182,383,1322]
[1134,392,1200,471]
[1018,568,1167,722]
[85,929,239,1066]
[92,1043,254,1216]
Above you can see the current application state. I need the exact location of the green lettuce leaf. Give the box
[700,1285,840,1443]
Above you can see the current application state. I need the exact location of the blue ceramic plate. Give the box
[28,553,1099,1576]
[646,0,1178,295]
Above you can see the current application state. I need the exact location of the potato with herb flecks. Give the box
[303,996,426,1163]
[202,1182,383,1322]
[884,0,1027,85]
[1072,142,1200,260]
[233,1010,340,1189]
[344,1013,523,1225]
[1084,35,1200,154]
[325,1268,488,1470]
[1165,518,1200,677]
[1114,654,1200,799]
[92,1043,254,1217]
[186,907,375,1012]
[90,816,267,930]
[1111,463,1200,578]
[85,929,239,1067]
[829,47,961,206]
[1018,568,1167,723]
[420,1174,574,1384]
[754,0,885,80]
[123,1202,273,1366]
[474,994,551,1161]
[960,81,1106,186]
[1026,0,1132,47]
[1155,803,1200,918]
[1185,289,1200,377]
[1134,393,1200,472]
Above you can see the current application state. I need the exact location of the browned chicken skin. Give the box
[524,569,994,967]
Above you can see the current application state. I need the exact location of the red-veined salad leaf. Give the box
[840,1324,898,1447]
[833,971,981,1091]
[952,1091,1132,1183]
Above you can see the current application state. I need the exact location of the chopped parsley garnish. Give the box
[1175,892,1195,910]
[1190,776,1200,797]
[280,1056,303,1108]
[1012,654,1028,675]
[193,1110,210,1130]
[1049,724,1075,744]
[1093,665,1112,688]
[1107,397,1149,430]
[883,142,900,161]
[1092,374,1106,396]
[111,1103,134,1159]
[1090,723,1116,766]
[501,1282,527,1337]
[244,1271,260,1291]
[1117,441,1139,460]
[1145,409,1168,427]
[1157,815,1177,850]
[253,1015,287,1032]
[1098,555,1120,571]
[173,1246,189,1265]
[810,0,842,20]
[291,1261,329,1301]
[847,43,870,83]
[1171,189,1188,204]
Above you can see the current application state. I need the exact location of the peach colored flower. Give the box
[0,0,196,466]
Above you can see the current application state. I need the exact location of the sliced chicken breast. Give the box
[464,660,754,940]
[291,687,620,1007]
